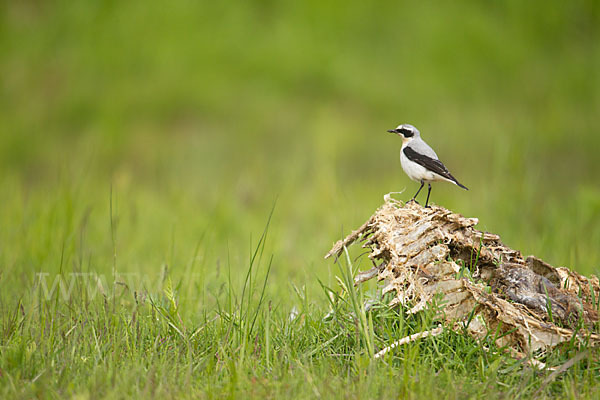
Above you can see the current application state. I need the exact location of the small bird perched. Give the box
[388,124,468,207]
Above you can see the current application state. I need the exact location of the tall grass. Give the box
[1,0,599,398]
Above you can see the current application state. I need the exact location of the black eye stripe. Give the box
[401,129,414,138]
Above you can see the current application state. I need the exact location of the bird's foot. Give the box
[408,198,420,205]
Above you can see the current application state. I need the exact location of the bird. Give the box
[387,124,468,207]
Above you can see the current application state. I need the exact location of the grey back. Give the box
[407,137,439,159]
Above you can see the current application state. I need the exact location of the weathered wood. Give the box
[325,195,600,353]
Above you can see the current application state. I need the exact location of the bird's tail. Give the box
[447,173,468,190]
[455,180,468,190]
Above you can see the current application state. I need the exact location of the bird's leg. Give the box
[424,183,432,208]
[411,180,424,203]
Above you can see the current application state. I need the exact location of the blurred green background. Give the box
[1,0,599,303]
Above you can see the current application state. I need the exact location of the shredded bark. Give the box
[374,325,444,359]
[325,196,600,353]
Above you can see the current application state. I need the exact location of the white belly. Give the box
[400,149,448,183]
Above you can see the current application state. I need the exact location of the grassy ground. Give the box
[1,1,599,398]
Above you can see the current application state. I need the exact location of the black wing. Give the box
[403,146,468,190]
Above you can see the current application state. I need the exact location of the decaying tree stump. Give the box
[325,195,600,354]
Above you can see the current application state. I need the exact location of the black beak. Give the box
[387,129,399,134]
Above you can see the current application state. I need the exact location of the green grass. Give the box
[1,0,600,398]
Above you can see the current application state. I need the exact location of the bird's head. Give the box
[387,124,420,143]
